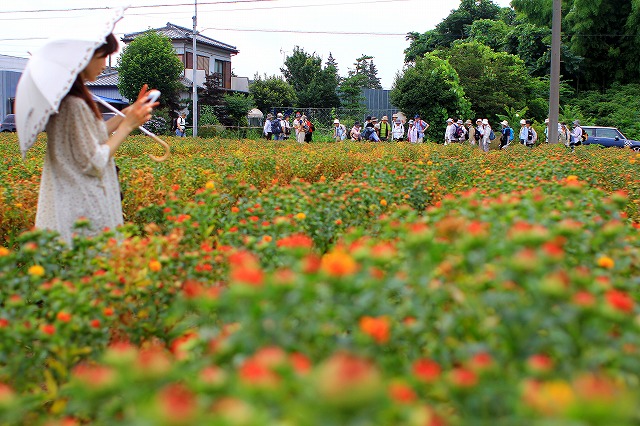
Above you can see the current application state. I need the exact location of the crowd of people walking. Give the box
[262,110,587,150]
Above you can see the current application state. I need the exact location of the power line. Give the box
[0,0,408,20]
[0,0,276,14]
[200,28,407,36]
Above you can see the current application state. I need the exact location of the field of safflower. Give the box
[1,131,639,425]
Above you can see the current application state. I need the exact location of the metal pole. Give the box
[192,0,198,137]
[548,0,561,144]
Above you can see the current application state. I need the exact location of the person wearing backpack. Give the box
[499,120,512,149]
[304,117,315,143]
[519,119,528,145]
[525,120,537,147]
[454,119,466,142]
[271,112,283,140]
[282,113,291,139]
[392,118,404,141]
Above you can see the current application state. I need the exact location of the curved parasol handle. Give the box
[93,95,170,162]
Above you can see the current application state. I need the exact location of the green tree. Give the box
[222,93,255,126]
[348,55,382,89]
[466,19,511,52]
[249,74,297,113]
[435,41,531,121]
[404,0,504,62]
[326,52,340,77]
[281,46,340,108]
[117,31,184,107]
[390,54,471,138]
[338,74,368,116]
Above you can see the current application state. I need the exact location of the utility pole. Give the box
[548,0,561,144]
[192,0,198,137]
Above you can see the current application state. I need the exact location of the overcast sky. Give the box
[1,0,512,89]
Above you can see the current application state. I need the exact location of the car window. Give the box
[3,115,14,124]
[595,128,620,139]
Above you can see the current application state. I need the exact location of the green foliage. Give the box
[281,46,340,108]
[117,31,184,107]
[569,83,640,139]
[435,41,531,122]
[249,74,297,113]
[348,55,382,89]
[466,19,511,51]
[222,93,255,126]
[199,105,220,126]
[403,0,505,61]
[496,105,529,131]
[390,53,471,137]
[338,74,367,117]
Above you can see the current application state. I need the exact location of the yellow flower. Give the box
[205,181,215,189]
[427,161,433,166]
[295,213,306,220]
[485,169,492,175]
[28,265,45,277]
[596,256,614,269]
[566,175,579,182]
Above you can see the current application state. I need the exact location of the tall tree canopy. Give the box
[117,31,184,107]
[281,46,340,108]
[434,41,532,120]
[390,54,471,137]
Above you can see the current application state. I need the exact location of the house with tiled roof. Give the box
[88,22,248,103]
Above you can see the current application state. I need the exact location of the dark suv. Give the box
[581,126,640,151]
[0,114,16,132]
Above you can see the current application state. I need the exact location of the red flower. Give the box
[412,359,441,383]
[469,352,493,371]
[606,290,634,313]
[449,367,478,388]
[0,319,8,328]
[238,359,279,388]
[40,324,56,335]
[276,234,314,249]
[290,352,312,375]
[72,364,115,389]
[572,291,596,307]
[157,383,197,424]
[90,319,101,329]
[527,354,554,373]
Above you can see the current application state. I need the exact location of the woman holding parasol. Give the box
[16,9,165,244]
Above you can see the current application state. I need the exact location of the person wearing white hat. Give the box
[407,119,418,143]
[392,118,405,141]
[519,119,528,145]
[544,118,550,143]
[333,118,347,141]
[499,120,513,149]
[444,118,454,145]
[481,119,492,152]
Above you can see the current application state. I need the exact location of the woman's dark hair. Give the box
[67,33,119,119]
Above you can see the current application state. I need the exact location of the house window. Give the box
[215,60,231,89]
[197,55,210,74]
[177,54,184,67]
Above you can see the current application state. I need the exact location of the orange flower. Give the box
[566,175,579,182]
[388,381,417,404]
[359,316,390,344]
[596,256,614,269]
[321,250,358,277]
[380,199,388,206]
[0,247,10,257]
[276,234,313,249]
[149,260,162,272]
[295,212,306,220]
[449,367,477,388]
[56,311,72,323]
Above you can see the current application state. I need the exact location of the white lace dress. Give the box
[35,96,123,244]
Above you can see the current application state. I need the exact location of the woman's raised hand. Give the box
[121,84,159,132]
